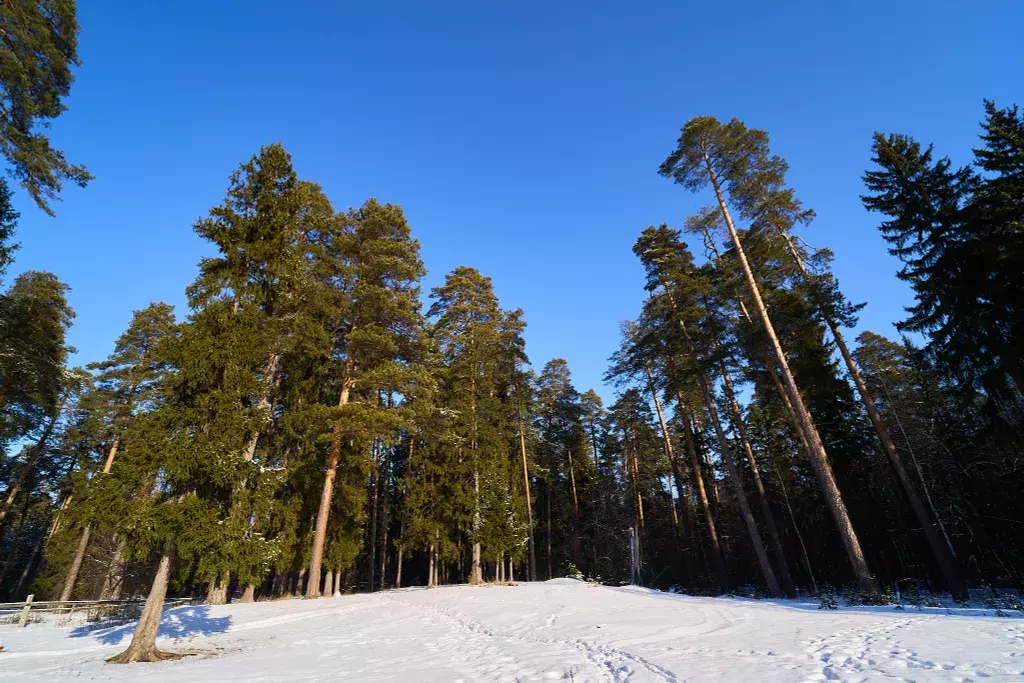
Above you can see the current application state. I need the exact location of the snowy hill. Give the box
[2,579,1022,681]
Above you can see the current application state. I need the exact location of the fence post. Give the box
[18,594,34,628]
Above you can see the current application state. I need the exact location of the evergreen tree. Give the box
[306,198,428,598]
[661,116,878,594]
[0,0,91,214]
[58,302,176,601]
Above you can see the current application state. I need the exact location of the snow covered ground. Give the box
[2,579,1022,681]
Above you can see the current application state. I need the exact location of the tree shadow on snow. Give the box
[70,605,232,644]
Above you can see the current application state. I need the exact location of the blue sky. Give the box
[7,1,1022,402]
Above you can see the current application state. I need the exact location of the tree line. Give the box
[1,4,1023,663]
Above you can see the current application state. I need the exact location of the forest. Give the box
[1,1,1023,665]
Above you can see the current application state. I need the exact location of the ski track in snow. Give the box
[2,579,1024,682]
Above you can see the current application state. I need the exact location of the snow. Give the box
[2,579,1022,681]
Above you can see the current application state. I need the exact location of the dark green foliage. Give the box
[0,0,91,214]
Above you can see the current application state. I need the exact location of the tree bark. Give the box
[428,540,436,588]
[646,366,685,529]
[322,569,333,598]
[107,539,179,663]
[519,418,537,581]
[703,155,877,594]
[663,292,779,597]
[239,583,256,603]
[59,525,91,601]
[306,356,355,598]
[719,358,796,598]
[99,537,127,601]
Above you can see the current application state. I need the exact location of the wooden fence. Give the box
[0,595,200,628]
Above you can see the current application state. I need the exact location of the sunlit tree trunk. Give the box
[307,356,355,598]
[108,539,178,663]
[519,418,537,581]
[703,154,877,594]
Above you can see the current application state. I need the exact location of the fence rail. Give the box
[0,596,200,628]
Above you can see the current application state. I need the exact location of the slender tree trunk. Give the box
[703,157,877,594]
[0,400,64,524]
[59,526,91,601]
[519,418,537,581]
[322,569,333,598]
[98,537,126,601]
[378,444,391,590]
[307,357,355,598]
[628,428,645,528]
[62,433,126,602]
[428,540,436,588]
[108,539,179,663]
[395,544,404,589]
[884,383,956,559]
[781,231,963,598]
[719,358,796,597]
[646,366,684,529]
[239,583,256,603]
[367,441,380,591]
[13,531,45,601]
[546,474,552,580]
[567,449,579,515]
[470,372,483,585]
[772,461,816,594]
[665,297,779,597]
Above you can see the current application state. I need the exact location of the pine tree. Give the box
[633,226,781,597]
[0,0,92,214]
[661,116,878,594]
[58,303,176,601]
[306,199,428,598]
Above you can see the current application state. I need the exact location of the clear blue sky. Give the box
[8,1,1022,402]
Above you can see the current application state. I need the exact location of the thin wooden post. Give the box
[18,594,33,627]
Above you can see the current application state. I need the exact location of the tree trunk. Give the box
[0,400,64,524]
[781,231,963,599]
[719,358,796,598]
[772,460,816,594]
[428,540,436,588]
[107,539,179,663]
[367,441,380,591]
[470,371,483,585]
[546,475,552,580]
[646,366,685,530]
[59,525,91,601]
[884,382,956,559]
[99,537,127,601]
[627,428,645,529]
[395,544,404,589]
[306,357,355,598]
[703,156,877,594]
[664,297,779,597]
[62,432,126,601]
[378,445,391,590]
[206,570,229,605]
[322,569,333,598]
[519,418,537,581]
[239,583,256,603]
